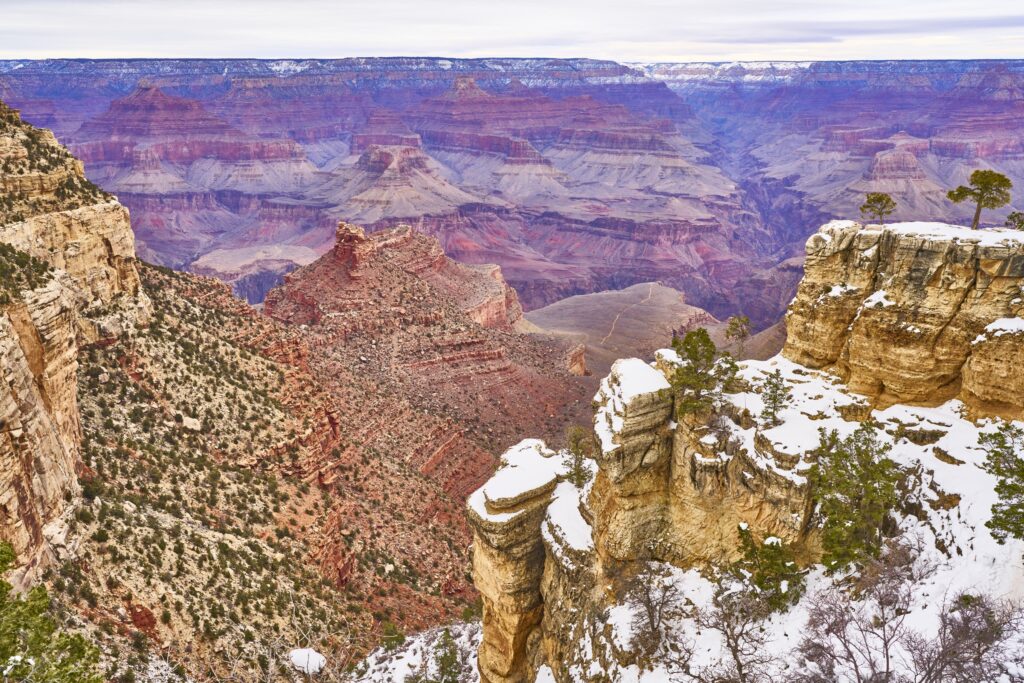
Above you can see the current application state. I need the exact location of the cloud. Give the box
[0,0,1022,61]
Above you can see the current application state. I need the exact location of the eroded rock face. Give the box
[0,98,147,582]
[468,357,817,683]
[0,277,82,586]
[963,323,1024,415]
[784,220,1024,414]
[264,221,591,501]
[468,219,1024,683]
[467,441,565,683]
[0,202,143,307]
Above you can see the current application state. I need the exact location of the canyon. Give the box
[437,220,1024,683]
[3,55,1024,683]
[0,98,593,681]
[0,99,149,590]
[3,59,1022,330]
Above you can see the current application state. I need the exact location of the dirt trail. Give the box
[600,283,656,345]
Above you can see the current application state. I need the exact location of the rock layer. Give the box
[265,221,591,498]
[0,277,81,586]
[783,220,1024,414]
[0,98,146,583]
[468,356,818,683]
[468,219,1024,683]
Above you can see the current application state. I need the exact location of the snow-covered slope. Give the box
[457,352,1024,682]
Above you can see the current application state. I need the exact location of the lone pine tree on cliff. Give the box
[947,169,1013,229]
[725,314,751,357]
[670,328,737,416]
[759,369,791,427]
[860,192,897,225]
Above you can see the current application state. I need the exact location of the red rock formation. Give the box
[264,222,591,484]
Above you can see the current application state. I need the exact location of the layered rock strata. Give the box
[265,221,591,491]
[0,99,147,583]
[468,220,1024,683]
[784,220,1024,415]
[0,275,82,586]
[468,356,820,683]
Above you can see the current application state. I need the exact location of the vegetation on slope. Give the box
[0,101,112,224]
[0,241,52,305]
[48,263,376,682]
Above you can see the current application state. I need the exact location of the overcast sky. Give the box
[1,0,1022,62]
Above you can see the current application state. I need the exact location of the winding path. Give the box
[600,283,656,345]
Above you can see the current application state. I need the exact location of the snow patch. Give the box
[289,649,326,675]
[975,316,1024,343]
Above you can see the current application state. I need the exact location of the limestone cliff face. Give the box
[1,98,147,584]
[784,220,1024,415]
[468,358,817,683]
[467,441,564,683]
[0,276,82,587]
[467,220,1024,683]
[0,202,142,308]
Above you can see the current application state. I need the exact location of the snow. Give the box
[289,648,326,675]
[609,358,671,402]
[822,283,857,299]
[543,481,595,553]
[975,316,1024,343]
[355,623,481,683]
[268,60,311,76]
[816,219,1024,248]
[630,61,812,84]
[862,289,895,308]
[4,656,35,677]
[478,439,562,508]
[594,358,671,454]
[885,221,1024,246]
[391,339,1024,682]
[535,665,556,683]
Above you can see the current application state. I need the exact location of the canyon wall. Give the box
[0,274,82,586]
[0,99,146,585]
[784,220,1024,415]
[469,355,819,683]
[468,219,1024,683]
[4,59,1021,326]
[264,220,591,490]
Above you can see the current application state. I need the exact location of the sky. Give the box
[0,0,1022,62]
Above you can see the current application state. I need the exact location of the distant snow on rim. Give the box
[268,60,311,76]
[628,61,813,83]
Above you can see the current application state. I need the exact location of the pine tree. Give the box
[669,328,737,417]
[731,524,806,612]
[405,628,463,683]
[564,424,595,487]
[947,169,1013,229]
[809,424,902,572]
[980,421,1024,544]
[432,629,462,683]
[860,192,897,225]
[1006,211,1024,230]
[759,369,791,426]
[725,314,751,357]
[0,542,102,683]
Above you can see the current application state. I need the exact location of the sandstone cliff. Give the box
[0,269,81,587]
[465,219,1024,683]
[784,220,1024,416]
[468,355,821,683]
[0,98,146,585]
